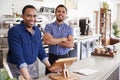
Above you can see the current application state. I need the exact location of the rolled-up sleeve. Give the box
[44,24,51,34]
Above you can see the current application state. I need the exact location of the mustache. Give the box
[57,18,63,22]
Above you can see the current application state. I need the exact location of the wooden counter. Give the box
[38,43,120,80]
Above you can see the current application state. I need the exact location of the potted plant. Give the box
[0,69,16,80]
[112,22,120,37]
[103,1,109,9]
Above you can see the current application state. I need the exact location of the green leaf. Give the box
[0,69,16,80]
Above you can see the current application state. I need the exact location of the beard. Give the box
[56,18,64,22]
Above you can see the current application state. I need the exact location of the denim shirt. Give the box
[7,21,47,68]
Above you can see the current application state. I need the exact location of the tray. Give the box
[91,51,114,57]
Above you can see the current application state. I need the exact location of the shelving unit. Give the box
[100,8,111,45]
[38,12,55,22]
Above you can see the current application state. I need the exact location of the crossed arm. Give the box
[43,33,74,48]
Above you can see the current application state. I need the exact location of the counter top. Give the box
[79,34,100,39]
[38,43,120,80]
[74,34,100,42]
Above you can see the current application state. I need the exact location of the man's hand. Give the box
[58,35,74,48]
[20,67,32,80]
[48,66,62,73]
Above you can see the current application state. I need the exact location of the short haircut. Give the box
[22,5,37,15]
[55,4,67,13]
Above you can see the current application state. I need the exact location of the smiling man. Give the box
[43,4,74,74]
[7,5,51,80]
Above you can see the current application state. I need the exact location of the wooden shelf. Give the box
[100,8,111,45]
[91,51,114,57]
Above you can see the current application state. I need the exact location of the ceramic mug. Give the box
[105,45,116,53]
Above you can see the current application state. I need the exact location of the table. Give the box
[38,43,120,80]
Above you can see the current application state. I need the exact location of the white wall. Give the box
[106,0,117,23]
[76,0,101,29]
[117,4,120,26]
[0,0,64,16]
[0,0,118,29]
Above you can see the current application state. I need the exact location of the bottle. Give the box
[11,4,16,19]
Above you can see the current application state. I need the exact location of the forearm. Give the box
[44,37,67,45]
[43,59,51,68]
[59,41,74,48]
[43,33,67,45]
[59,35,74,48]
[43,58,62,73]
[20,67,32,80]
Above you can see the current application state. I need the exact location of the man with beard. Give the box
[7,5,52,80]
[43,4,74,74]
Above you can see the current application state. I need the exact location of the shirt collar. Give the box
[54,21,65,26]
[20,21,36,31]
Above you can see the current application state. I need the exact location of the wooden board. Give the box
[91,52,114,57]
[49,57,77,80]
[49,57,77,71]
[49,73,80,80]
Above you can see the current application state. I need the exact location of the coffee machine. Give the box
[79,18,91,35]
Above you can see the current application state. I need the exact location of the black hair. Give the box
[22,5,37,15]
[55,4,67,13]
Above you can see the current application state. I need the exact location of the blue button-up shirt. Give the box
[7,21,47,68]
[45,21,73,55]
